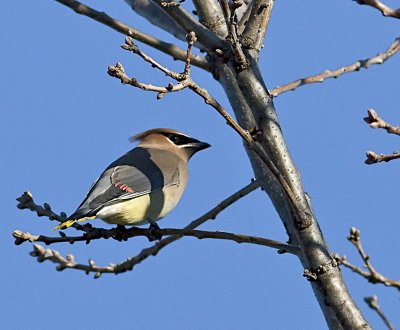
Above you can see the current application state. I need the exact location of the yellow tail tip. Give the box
[52,220,77,230]
[52,216,96,230]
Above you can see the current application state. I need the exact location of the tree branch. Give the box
[240,0,274,51]
[218,0,248,70]
[364,108,400,135]
[152,0,226,52]
[215,44,370,330]
[54,0,210,71]
[365,150,400,164]
[237,0,253,35]
[29,224,297,278]
[364,296,395,330]
[363,108,400,164]
[16,191,90,231]
[354,0,400,19]
[193,0,228,37]
[14,227,299,254]
[124,0,187,42]
[271,37,400,97]
[335,228,400,290]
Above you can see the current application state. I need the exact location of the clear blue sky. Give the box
[2,1,399,329]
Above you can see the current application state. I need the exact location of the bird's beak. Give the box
[192,141,211,151]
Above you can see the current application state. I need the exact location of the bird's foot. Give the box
[113,224,129,241]
[147,220,162,242]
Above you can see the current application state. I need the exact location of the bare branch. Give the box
[354,0,400,19]
[54,0,210,71]
[15,227,299,254]
[234,0,252,25]
[364,108,400,135]
[240,0,274,51]
[17,191,64,222]
[363,109,400,164]
[124,0,187,42]
[218,0,248,70]
[152,0,226,52]
[365,150,400,164]
[193,0,228,37]
[364,296,395,330]
[29,225,297,277]
[16,191,90,231]
[335,228,400,290]
[237,1,253,34]
[271,37,400,97]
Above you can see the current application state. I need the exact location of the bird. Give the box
[54,128,210,230]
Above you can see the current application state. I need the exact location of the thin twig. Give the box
[271,37,400,97]
[30,224,297,277]
[365,151,400,164]
[218,0,248,70]
[364,296,395,330]
[364,108,400,135]
[335,228,400,290]
[354,0,400,19]
[14,227,299,254]
[16,191,87,231]
[109,33,311,230]
[54,0,210,71]
[363,108,400,164]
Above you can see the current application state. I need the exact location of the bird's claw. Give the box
[147,220,162,242]
[113,224,129,241]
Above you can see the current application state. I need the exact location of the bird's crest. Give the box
[130,128,187,142]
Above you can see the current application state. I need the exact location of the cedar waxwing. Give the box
[54,128,210,230]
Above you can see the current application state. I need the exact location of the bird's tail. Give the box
[52,216,96,230]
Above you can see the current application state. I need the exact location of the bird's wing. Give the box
[68,147,181,220]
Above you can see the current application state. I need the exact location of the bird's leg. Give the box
[147,219,162,242]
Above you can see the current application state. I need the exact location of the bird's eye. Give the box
[169,134,181,144]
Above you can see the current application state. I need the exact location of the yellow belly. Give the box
[96,184,183,226]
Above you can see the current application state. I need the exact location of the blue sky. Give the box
[2,1,399,329]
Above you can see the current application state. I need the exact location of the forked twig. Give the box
[364,109,400,164]
[364,108,400,135]
[335,228,400,290]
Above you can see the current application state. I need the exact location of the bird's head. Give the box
[131,128,211,161]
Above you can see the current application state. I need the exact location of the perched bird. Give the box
[54,128,210,230]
